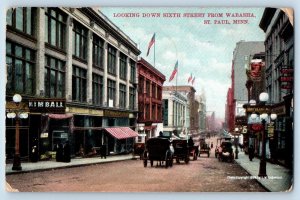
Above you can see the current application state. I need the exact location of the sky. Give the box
[100,7,266,120]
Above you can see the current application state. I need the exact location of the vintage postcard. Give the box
[4,7,294,192]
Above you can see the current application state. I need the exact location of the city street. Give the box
[6,153,267,192]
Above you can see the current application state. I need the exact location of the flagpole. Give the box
[154,33,156,67]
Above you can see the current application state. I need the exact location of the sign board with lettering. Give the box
[28,99,66,113]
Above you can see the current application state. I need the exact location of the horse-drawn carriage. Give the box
[172,139,190,164]
[199,138,210,157]
[143,137,173,168]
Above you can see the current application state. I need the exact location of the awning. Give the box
[144,125,157,130]
[105,127,139,139]
[48,113,73,119]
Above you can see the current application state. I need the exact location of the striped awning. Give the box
[105,127,138,139]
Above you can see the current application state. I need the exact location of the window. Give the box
[145,104,150,120]
[6,8,35,36]
[146,80,150,97]
[129,87,135,110]
[163,99,168,126]
[119,53,127,80]
[6,41,35,95]
[107,45,116,75]
[139,76,144,94]
[157,86,162,99]
[119,84,126,108]
[92,74,103,105]
[72,66,87,102]
[93,35,104,69]
[130,60,136,83]
[107,79,116,106]
[73,22,88,60]
[45,55,65,98]
[152,83,156,98]
[45,8,66,50]
[152,104,156,120]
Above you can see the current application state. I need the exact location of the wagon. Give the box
[172,139,190,164]
[143,137,173,168]
[199,138,210,157]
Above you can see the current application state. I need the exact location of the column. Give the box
[87,30,93,104]
[103,41,108,106]
[115,50,120,108]
[65,16,73,101]
[126,57,130,109]
[36,8,45,97]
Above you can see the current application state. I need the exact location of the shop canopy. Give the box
[104,127,139,139]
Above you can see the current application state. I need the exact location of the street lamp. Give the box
[250,92,277,177]
[6,94,28,170]
[234,127,239,159]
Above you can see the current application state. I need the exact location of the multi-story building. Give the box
[5,7,141,161]
[137,58,165,142]
[259,8,294,167]
[196,93,206,132]
[162,89,188,138]
[163,86,198,137]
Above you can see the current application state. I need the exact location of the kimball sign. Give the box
[28,99,66,113]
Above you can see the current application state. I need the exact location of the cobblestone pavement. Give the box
[6,155,267,192]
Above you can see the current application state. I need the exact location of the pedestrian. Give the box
[56,143,63,162]
[100,144,107,159]
[63,141,71,163]
[248,145,254,161]
[210,142,213,149]
[30,138,39,162]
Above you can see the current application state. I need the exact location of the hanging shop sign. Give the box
[280,76,293,82]
[250,124,264,131]
[28,99,66,113]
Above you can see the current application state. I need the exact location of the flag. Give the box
[192,76,195,85]
[146,33,155,56]
[169,60,178,82]
[188,73,193,83]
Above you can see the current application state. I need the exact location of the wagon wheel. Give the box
[185,156,190,164]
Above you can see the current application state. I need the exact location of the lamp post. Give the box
[6,94,28,171]
[234,127,239,159]
[250,92,277,177]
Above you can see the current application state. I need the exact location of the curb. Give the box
[6,157,134,175]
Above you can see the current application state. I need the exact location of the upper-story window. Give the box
[44,55,65,98]
[72,66,87,102]
[107,79,116,106]
[92,73,103,106]
[93,35,104,69]
[107,45,116,75]
[119,84,126,108]
[130,60,136,83]
[146,80,150,97]
[129,87,135,110]
[73,22,88,61]
[152,83,156,98]
[6,8,36,37]
[45,8,66,50]
[119,53,127,80]
[6,41,35,95]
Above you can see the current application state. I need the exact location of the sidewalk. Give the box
[234,149,293,192]
[5,154,134,175]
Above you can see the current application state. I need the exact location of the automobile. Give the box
[217,141,234,162]
[199,138,210,158]
[215,137,231,158]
